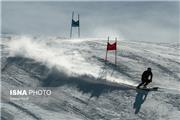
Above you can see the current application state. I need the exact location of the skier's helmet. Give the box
[147,67,151,71]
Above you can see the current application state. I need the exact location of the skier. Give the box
[137,68,153,88]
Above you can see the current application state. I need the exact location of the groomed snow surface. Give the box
[1,35,180,120]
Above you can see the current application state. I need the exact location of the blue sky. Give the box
[2,1,179,42]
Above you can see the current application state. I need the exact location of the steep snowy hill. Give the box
[1,35,180,120]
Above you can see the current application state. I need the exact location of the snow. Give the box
[1,35,180,120]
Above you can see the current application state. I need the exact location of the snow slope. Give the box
[1,35,180,120]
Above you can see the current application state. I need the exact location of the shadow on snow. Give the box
[133,89,149,114]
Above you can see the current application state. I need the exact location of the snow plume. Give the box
[6,36,136,86]
[7,36,68,72]
[6,36,100,77]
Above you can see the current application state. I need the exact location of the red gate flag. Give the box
[105,37,117,65]
[107,42,117,50]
